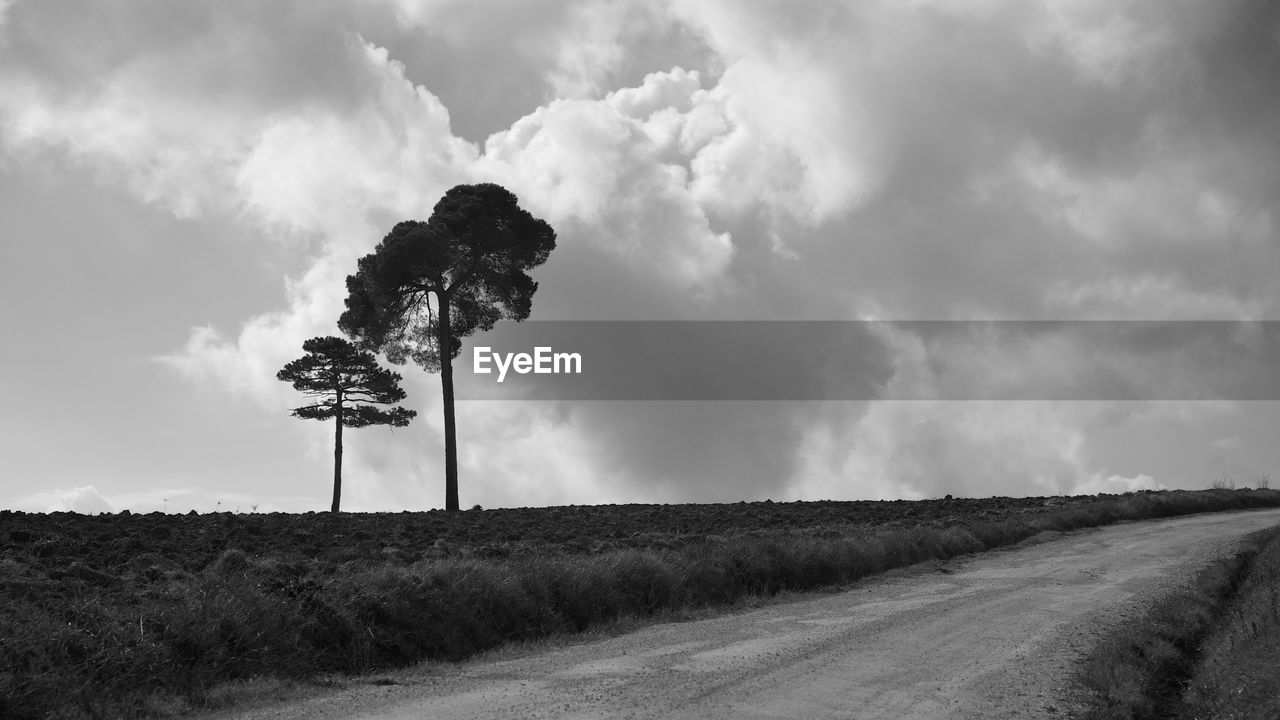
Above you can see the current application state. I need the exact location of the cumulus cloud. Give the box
[1069,473,1166,496]
[157,41,484,399]
[148,38,476,399]
[47,486,116,514]
[547,1,649,99]
[476,69,734,290]
[3,0,1278,508]
[234,41,477,237]
[671,1,887,232]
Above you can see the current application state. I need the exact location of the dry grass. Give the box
[1179,528,1280,720]
[1075,522,1280,720]
[4,489,1280,719]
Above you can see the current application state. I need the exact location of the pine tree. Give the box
[277,336,415,512]
[340,183,556,511]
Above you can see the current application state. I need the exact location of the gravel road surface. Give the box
[204,508,1280,720]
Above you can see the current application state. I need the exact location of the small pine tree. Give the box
[277,336,416,512]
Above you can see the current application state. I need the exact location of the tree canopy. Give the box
[340,183,556,368]
[339,183,556,510]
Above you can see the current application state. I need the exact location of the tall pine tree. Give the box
[340,183,555,511]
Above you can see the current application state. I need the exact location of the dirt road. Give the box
[207,508,1280,720]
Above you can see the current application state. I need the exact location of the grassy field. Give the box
[3,488,1280,719]
[1075,518,1280,719]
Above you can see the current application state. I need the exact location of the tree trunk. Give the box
[332,390,343,513]
[437,292,460,511]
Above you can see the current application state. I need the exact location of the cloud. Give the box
[234,41,477,236]
[475,69,734,291]
[778,317,1111,500]
[452,404,618,507]
[149,38,477,397]
[150,35,483,397]
[1027,0,1173,88]
[0,1,395,219]
[671,1,887,232]
[792,401,1098,500]
[48,486,116,514]
[546,1,650,99]
[1069,473,1166,496]
[4,1,1279,509]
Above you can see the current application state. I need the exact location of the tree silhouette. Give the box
[277,336,416,512]
[339,183,556,511]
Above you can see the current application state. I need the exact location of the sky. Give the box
[2,0,1279,514]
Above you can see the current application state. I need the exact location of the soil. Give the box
[1,495,1108,581]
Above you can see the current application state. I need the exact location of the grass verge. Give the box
[1075,521,1280,719]
[4,489,1280,719]
[1178,526,1280,719]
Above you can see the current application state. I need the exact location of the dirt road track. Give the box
[206,508,1280,720]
